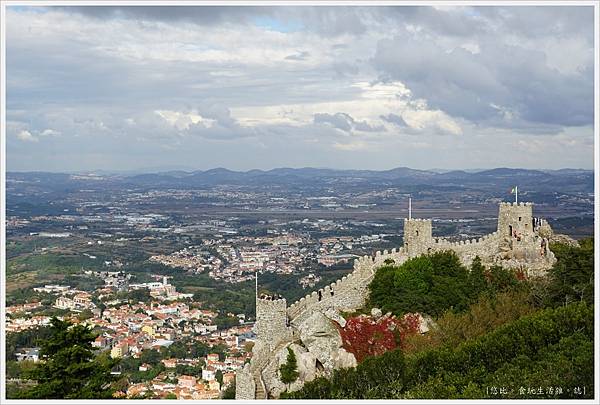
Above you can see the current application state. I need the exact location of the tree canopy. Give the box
[17,317,119,399]
[545,238,594,307]
[279,347,299,387]
[283,302,593,399]
[286,240,594,399]
[368,251,519,317]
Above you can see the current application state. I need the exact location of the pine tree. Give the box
[17,317,119,399]
[468,256,488,298]
[279,347,299,388]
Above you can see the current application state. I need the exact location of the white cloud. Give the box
[17,130,38,142]
[155,110,216,131]
[231,80,462,138]
[4,6,593,171]
[40,128,60,136]
[332,140,368,151]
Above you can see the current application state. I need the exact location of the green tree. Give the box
[139,349,162,365]
[167,340,188,359]
[78,308,94,321]
[284,302,593,399]
[369,252,521,318]
[214,314,239,330]
[546,238,594,307]
[468,256,487,297]
[222,381,236,399]
[17,317,119,399]
[279,347,299,388]
[165,392,177,399]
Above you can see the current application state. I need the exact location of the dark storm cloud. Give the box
[57,5,375,36]
[56,5,274,25]
[372,33,594,127]
[475,6,594,40]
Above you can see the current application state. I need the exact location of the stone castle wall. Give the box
[286,259,374,326]
[498,201,534,236]
[237,201,558,399]
[403,218,433,256]
[254,297,291,353]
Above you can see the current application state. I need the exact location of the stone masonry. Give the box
[236,202,560,399]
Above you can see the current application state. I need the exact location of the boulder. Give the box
[537,222,553,239]
[297,350,318,382]
[371,307,382,319]
[324,307,346,327]
[331,348,357,369]
[298,311,343,370]
[261,343,307,398]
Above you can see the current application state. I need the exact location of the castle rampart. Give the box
[254,296,291,353]
[237,201,559,399]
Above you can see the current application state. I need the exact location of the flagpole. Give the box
[515,186,518,204]
[408,196,412,220]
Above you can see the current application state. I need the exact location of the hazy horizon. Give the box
[6,165,594,175]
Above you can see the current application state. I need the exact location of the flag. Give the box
[510,187,517,194]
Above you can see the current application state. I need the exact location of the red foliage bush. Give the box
[514,268,528,281]
[337,313,421,363]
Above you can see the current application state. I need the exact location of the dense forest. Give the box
[283,239,595,399]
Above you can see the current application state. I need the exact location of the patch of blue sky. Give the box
[8,5,48,13]
[252,16,303,33]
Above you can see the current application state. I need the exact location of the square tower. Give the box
[497,202,534,239]
[254,296,289,352]
[403,218,433,257]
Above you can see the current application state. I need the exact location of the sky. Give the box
[4,5,596,172]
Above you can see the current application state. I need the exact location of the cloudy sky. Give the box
[5,5,596,172]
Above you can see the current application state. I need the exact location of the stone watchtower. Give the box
[497,202,534,239]
[403,218,433,257]
[254,296,289,353]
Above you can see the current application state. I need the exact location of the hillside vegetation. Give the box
[283,239,595,399]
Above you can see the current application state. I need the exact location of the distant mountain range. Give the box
[7,167,594,195]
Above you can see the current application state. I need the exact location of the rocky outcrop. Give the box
[371,307,383,319]
[298,311,344,371]
[259,311,357,398]
[537,219,579,247]
[324,306,347,327]
[261,343,308,398]
[238,202,561,399]
[550,233,579,247]
[331,347,357,369]
[297,350,318,382]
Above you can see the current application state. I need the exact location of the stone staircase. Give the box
[254,374,267,399]
[250,337,297,399]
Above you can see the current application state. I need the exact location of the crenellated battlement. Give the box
[255,295,290,353]
[257,296,287,305]
[240,201,558,399]
[283,202,552,326]
[499,201,533,207]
